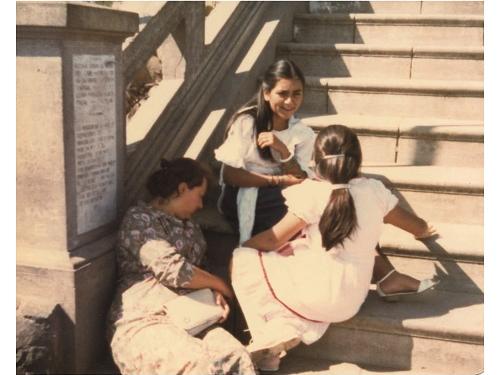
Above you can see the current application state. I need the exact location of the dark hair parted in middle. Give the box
[146,157,212,199]
[314,125,363,249]
[226,59,306,161]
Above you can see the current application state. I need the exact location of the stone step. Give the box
[295,289,483,374]
[294,13,483,46]
[361,165,483,226]
[309,1,484,16]
[278,355,446,375]
[380,221,483,263]
[278,43,483,81]
[302,77,483,120]
[385,254,483,295]
[91,347,454,375]
[299,114,484,167]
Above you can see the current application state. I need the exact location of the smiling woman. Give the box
[214,59,315,243]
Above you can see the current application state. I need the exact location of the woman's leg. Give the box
[252,186,288,235]
[200,326,256,374]
[111,320,255,375]
[373,244,420,294]
[219,184,240,232]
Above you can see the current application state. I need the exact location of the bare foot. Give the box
[378,271,420,295]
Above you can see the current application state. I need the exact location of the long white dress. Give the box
[231,177,399,346]
[214,113,315,243]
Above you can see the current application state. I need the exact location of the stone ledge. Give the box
[361,165,483,194]
[300,113,484,142]
[279,42,484,59]
[295,13,484,26]
[305,76,484,96]
[340,289,483,344]
[16,2,138,35]
[380,222,484,262]
[279,42,412,56]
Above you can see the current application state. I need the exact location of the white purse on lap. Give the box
[164,288,224,336]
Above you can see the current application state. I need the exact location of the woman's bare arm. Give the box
[383,205,436,239]
[222,164,272,187]
[185,266,234,299]
[223,164,305,188]
[243,212,307,251]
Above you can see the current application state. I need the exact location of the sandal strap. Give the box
[376,269,397,286]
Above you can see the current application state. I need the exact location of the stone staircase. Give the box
[92,2,484,374]
[273,1,483,373]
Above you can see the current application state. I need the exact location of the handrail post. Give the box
[184,1,205,81]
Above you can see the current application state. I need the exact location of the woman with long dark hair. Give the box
[231,125,439,372]
[214,59,315,243]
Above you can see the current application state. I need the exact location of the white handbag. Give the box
[164,288,224,336]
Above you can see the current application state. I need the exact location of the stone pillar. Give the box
[16,3,138,373]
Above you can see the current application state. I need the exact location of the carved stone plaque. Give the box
[73,54,117,234]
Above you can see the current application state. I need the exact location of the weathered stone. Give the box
[16,301,68,375]
[17,3,136,373]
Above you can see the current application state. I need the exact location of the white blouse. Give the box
[214,114,316,243]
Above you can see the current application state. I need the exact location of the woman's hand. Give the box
[217,280,234,300]
[280,174,305,187]
[257,132,289,158]
[414,223,438,240]
[214,291,230,323]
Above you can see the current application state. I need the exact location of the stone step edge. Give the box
[361,165,483,194]
[331,290,483,344]
[299,113,484,142]
[278,42,484,59]
[305,76,484,96]
[379,222,483,263]
[295,13,484,26]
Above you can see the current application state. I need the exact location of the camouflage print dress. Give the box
[106,202,255,375]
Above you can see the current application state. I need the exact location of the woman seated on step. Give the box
[106,158,256,375]
[214,58,434,306]
[231,125,439,372]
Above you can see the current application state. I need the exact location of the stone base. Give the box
[16,235,117,374]
[16,299,72,374]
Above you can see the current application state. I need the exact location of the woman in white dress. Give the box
[231,125,439,371]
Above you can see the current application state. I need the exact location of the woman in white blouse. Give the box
[231,125,439,372]
[214,59,315,244]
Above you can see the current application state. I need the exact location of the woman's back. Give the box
[283,177,398,263]
[260,176,399,322]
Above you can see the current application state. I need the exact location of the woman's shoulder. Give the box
[350,176,386,191]
[230,113,255,133]
[121,203,157,227]
[282,179,332,222]
[289,117,315,137]
[284,179,332,202]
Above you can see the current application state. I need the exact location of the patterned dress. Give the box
[106,202,255,375]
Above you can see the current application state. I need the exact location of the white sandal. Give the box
[376,269,440,302]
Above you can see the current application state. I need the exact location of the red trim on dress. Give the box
[258,250,324,323]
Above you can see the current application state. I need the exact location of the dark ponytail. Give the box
[224,59,305,161]
[146,157,211,199]
[314,125,362,249]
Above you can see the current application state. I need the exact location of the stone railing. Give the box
[123,1,270,207]
[123,1,205,86]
